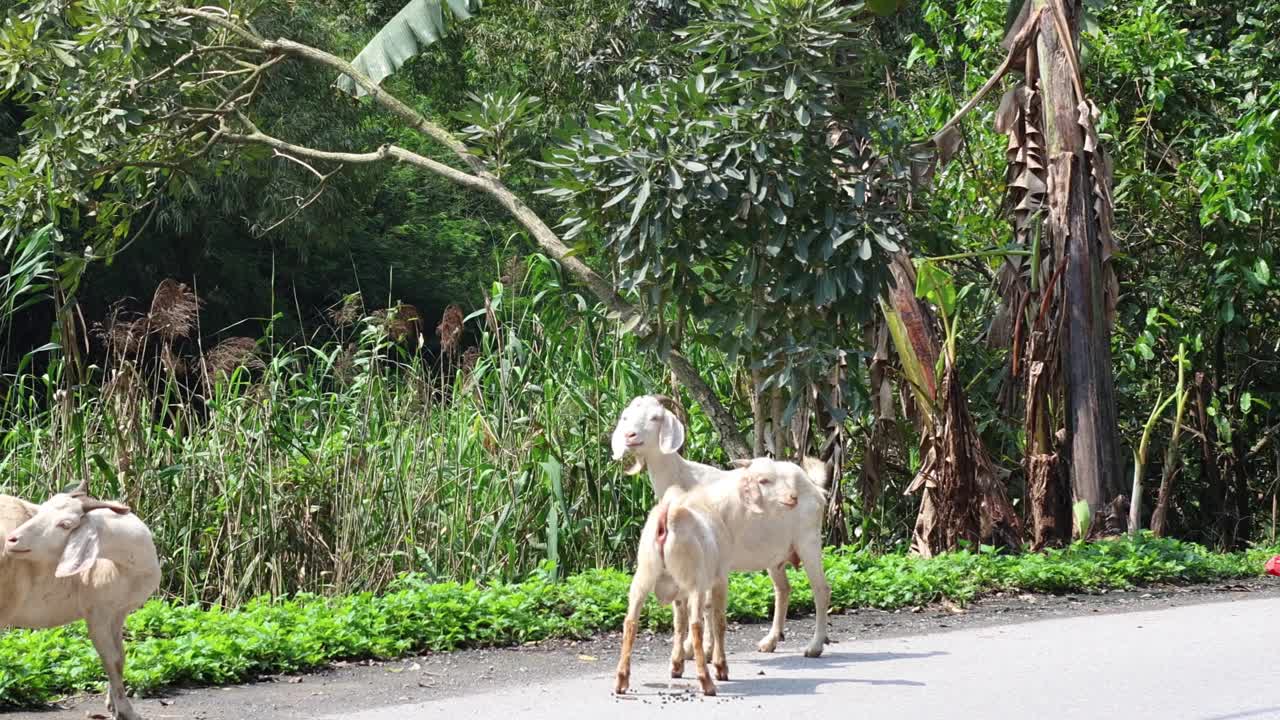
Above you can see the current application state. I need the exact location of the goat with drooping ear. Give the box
[610,394,825,661]
[2,482,161,720]
[614,457,833,696]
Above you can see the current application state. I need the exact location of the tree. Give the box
[540,0,909,465]
[915,0,1124,542]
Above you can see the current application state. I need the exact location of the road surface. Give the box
[11,580,1278,720]
[332,595,1279,720]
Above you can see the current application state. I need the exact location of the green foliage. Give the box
[2,535,1274,707]
[888,0,1280,539]
[0,254,736,602]
[0,0,668,359]
[540,0,908,399]
[453,89,543,176]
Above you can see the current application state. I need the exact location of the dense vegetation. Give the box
[1,0,1278,708]
[2,535,1275,706]
[0,0,1278,698]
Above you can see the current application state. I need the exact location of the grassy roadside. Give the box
[2,535,1276,706]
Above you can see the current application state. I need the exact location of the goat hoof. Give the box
[804,644,824,658]
[614,672,630,695]
[699,678,718,696]
[715,662,729,681]
[757,637,778,653]
[670,660,685,678]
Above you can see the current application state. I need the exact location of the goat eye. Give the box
[57,519,75,530]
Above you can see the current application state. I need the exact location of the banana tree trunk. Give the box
[883,253,1021,556]
[1029,0,1123,533]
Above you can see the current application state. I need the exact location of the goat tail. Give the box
[800,456,829,490]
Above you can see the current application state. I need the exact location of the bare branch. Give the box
[174,6,264,47]
[218,124,489,192]
[251,157,339,237]
[271,149,331,181]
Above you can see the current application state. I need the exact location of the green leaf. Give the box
[867,0,899,16]
[336,0,476,97]
[915,262,957,317]
[601,183,633,209]
[784,74,798,100]
[1240,392,1253,414]
[618,312,644,335]
[1073,500,1092,540]
[50,46,77,68]
[777,182,794,207]
[667,165,684,190]
[627,179,651,231]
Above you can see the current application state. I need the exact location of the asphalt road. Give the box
[329,595,1280,720]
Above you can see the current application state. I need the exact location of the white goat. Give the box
[613,456,831,696]
[611,394,815,656]
[1,482,161,720]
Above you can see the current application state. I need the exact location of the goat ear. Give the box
[81,500,131,515]
[55,517,101,578]
[19,499,40,516]
[738,476,765,514]
[657,410,685,455]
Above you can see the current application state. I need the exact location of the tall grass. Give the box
[0,255,738,605]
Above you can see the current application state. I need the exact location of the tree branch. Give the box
[175,7,752,457]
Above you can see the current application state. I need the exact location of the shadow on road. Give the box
[628,650,940,698]
[638,673,925,698]
[1200,708,1280,720]
[751,649,949,669]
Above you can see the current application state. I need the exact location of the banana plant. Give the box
[335,0,480,97]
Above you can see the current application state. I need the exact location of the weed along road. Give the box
[330,595,1280,720]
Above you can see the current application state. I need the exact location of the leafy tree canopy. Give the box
[541,0,909,408]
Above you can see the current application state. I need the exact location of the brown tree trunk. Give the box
[1031,0,1123,531]
[750,368,767,458]
[861,317,892,520]
[769,387,787,459]
[1193,372,1228,546]
[1025,346,1070,548]
[1228,431,1253,550]
[1149,430,1185,538]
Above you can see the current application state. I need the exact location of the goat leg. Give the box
[88,611,141,720]
[711,582,729,681]
[796,539,831,658]
[669,598,688,678]
[758,564,791,652]
[689,592,716,696]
